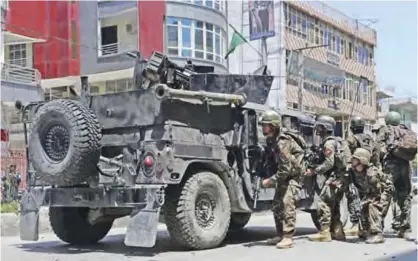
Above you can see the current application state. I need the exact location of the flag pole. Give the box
[228,24,263,59]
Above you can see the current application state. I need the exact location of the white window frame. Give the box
[8,44,27,67]
[166,17,226,65]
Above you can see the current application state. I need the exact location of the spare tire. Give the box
[29,99,101,186]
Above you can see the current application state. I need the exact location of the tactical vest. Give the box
[322,136,351,171]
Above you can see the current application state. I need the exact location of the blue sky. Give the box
[325,0,417,98]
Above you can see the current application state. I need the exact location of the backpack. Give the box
[282,130,308,150]
[353,133,375,154]
[324,136,351,171]
[389,125,418,161]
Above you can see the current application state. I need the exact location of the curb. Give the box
[1,208,132,237]
[1,196,417,237]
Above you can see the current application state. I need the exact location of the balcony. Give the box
[101,42,119,56]
[98,11,138,58]
[1,62,41,86]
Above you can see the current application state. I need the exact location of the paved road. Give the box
[2,206,417,261]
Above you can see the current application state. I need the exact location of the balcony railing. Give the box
[100,43,119,57]
[1,63,41,86]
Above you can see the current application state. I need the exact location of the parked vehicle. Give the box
[18,51,349,250]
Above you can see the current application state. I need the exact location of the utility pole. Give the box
[290,44,329,112]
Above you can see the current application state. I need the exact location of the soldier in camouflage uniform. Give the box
[344,116,391,236]
[377,111,413,240]
[259,110,305,249]
[349,148,389,244]
[307,115,347,242]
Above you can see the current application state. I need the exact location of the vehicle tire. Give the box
[229,213,251,230]
[310,193,349,230]
[49,207,113,245]
[29,99,102,186]
[164,172,231,250]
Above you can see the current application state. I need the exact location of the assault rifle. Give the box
[304,145,322,170]
[348,171,364,231]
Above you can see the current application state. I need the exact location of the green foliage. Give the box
[0,201,19,214]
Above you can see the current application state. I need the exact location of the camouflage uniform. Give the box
[260,110,305,249]
[345,117,385,236]
[377,111,413,239]
[349,148,389,244]
[308,115,346,242]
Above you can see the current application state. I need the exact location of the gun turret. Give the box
[155,84,247,106]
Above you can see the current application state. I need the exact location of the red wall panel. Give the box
[6,1,80,79]
[138,1,165,58]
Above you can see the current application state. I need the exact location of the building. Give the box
[228,1,378,137]
[5,0,229,97]
[1,0,45,149]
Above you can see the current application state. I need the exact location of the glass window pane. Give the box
[182,27,191,48]
[196,21,204,29]
[195,29,204,50]
[168,26,178,47]
[195,51,204,59]
[214,0,220,10]
[168,48,178,55]
[181,18,192,27]
[206,53,213,60]
[206,31,213,53]
[105,81,117,94]
[116,79,127,92]
[206,23,213,31]
[215,34,220,55]
[215,26,220,34]
[167,17,179,25]
[195,0,203,5]
[127,79,133,90]
[182,49,192,57]
[205,0,213,8]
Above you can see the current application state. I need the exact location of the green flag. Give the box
[224,24,249,60]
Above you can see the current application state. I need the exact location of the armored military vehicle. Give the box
[17,51,348,250]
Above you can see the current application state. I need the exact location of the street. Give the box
[1,204,417,261]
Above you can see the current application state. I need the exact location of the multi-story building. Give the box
[1,0,45,149]
[228,1,378,137]
[5,0,229,98]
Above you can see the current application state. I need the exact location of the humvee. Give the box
[17,51,348,250]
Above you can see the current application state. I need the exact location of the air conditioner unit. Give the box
[125,24,136,34]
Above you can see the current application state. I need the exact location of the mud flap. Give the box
[124,187,164,247]
[19,189,47,241]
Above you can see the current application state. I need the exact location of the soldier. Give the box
[377,111,414,240]
[307,115,349,242]
[259,110,305,249]
[344,116,388,236]
[349,148,388,244]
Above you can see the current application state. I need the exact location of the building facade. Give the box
[5,0,229,97]
[228,1,378,137]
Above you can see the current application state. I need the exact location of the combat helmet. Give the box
[351,147,371,165]
[315,115,336,132]
[385,111,401,126]
[350,116,365,133]
[259,110,281,127]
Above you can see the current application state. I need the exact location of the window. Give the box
[8,44,27,67]
[178,0,225,12]
[104,78,133,94]
[71,20,77,59]
[166,17,226,64]
[362,80,368,105]
[100,25,118,56]
[284,5,307,40]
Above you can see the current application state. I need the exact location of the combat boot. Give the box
[331,221,346,241]
[344,223,359,237]
[266,235,282,245]
[365,234,385,244]
[276,235,293,249]
[308,228,332,242]
[397,228,413,240]
[358,230,369,240]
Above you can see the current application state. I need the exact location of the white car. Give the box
[412,176,418,195]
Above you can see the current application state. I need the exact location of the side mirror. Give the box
[15,100,23,111]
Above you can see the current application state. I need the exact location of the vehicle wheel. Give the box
[229,213,251,230]
[164,172,231,250]
[49,207,113,245]
[310,193,349,230]
[29,99,102,186]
